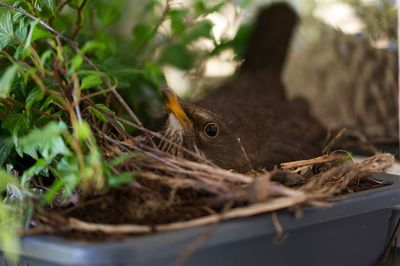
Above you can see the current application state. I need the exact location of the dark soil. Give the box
[29,175,388,241]
[341,177,387,194]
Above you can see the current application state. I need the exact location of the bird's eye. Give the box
[204,123,218,137]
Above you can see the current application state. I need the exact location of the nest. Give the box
[29,127,395,239]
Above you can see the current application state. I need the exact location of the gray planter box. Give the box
[4,173,400,266]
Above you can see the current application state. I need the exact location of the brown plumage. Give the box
[160,3,326,172]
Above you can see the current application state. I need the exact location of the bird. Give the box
[159,3,326,173]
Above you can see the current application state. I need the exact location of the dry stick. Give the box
[66,193,320,235]
[114,116,215,165]
[323,127,347,154]
[0,98,59,119]
[0,2,142,126]
[80,85,117,100]
[138,171,230,196]
[95,129,183,172]
[91,102,211,165]
[50,153,391,236]
[301,153,395,193]
[237,137,254,171]
[94,124,237,188]
[271,212,288,245]
[280,154,345,169]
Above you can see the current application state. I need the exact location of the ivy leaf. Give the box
[43,0,56,15]
[0,137,14,166]
[2,114,30,135]
[15,19,28,43]
[2,113,30,156]
[0,12,14,48]
[0,65,18,98]
[19,122,70,160]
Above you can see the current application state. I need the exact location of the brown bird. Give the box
[159,3,326,172]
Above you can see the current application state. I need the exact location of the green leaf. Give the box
[97,4,121,26]
[132,24,154,48]
[2,114,30,135]
[87,104,115,122]
[81,73,102,90]
[108,172,136,187]
[75,121,91,140]
[0,169,20,261]
[19,122,70,160]
[0,201,20,262]
[43,0,56,15]
[81,40,107,54]
[32,27,52,42]
[0,65,18,98]
[39,50,52,67]
[169,9,188,35]
[43,178,65,204]
[0,12,14,48]
[15,19,28,43]
[194,0,207,15]
[144,61,165,87]
[23,21,39,51]
[0,169,14,192]
[21,159,47,185]
[25,88,44,111]
[2,113,30,156]
[184,20,213,43]
[0,137,14,166]
[69,54,83,73]
[160,43,194,70]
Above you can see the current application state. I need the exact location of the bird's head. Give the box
[160,88,247,170]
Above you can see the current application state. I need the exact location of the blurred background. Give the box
[65,0,397,142]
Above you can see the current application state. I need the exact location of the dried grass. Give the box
[33,143,395,236]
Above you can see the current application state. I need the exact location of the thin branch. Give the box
[71,0,88,40]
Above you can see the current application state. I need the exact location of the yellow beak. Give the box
[161,88,192,127]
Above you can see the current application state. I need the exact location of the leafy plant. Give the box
[0,0,249,259]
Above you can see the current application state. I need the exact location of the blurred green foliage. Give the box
[0,0,253,258]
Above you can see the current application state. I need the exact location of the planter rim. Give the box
[15,173,400,265]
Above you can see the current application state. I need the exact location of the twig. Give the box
[0,98,59,119]
[271,212,288,245]
[323,128,347,154]
[237,137,254,171]
[71,0,88,40]
[280,154,346,169]
[65,193,319,235]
